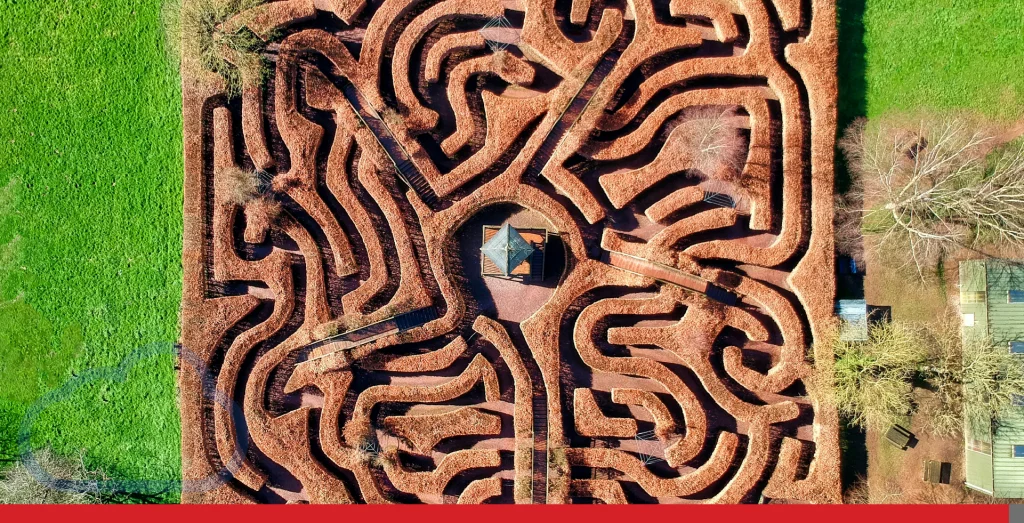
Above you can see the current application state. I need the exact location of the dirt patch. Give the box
[861,390,989,503]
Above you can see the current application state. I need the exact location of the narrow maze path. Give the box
[325,37,647,505]
[518,353,549,504]
[523,22,631,183]
[340,74,552,502]
[339,82,439,206]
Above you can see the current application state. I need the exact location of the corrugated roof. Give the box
[962,260,1024,497]
[836,299,868,341]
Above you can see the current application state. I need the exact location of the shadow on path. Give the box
[836,0,867,193]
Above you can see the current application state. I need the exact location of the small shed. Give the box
[961,259,1024,498]
[836,299,868,342]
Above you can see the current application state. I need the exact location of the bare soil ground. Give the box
[861,395,980,504]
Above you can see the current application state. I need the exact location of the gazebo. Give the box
[481,223,545,279]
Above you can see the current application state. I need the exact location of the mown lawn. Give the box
[0,0,182,502]
[840,0,1024,127]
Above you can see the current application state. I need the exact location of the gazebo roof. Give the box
[481,223,534,276]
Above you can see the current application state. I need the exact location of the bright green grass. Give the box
[840,0,1024,126]
[0,1,182,502]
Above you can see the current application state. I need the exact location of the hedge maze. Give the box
[179,0,841,504]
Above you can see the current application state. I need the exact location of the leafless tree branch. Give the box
[840,114,1024,279]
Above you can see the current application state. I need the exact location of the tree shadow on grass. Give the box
[840,422,868,498]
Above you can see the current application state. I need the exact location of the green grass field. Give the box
[840,0,1024,127]
[0,1,182,502]
[0,0,1020,505]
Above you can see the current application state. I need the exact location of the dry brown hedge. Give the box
[572,388,637,438]
[569,479,628,504]
[565,435,737,498]
[457,477,503,504]
[384,449,502,497]
[180,0,839,504]
[384,406,501,453]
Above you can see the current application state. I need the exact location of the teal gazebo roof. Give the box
[481,224,534,276]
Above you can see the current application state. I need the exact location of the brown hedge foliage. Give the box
[180,0,838,504]
[384,449,502,498]
[384,406,502,454]
[565,434,738,497]
[360,336,468,372]
[572,388,637,438]
[569,479,628,504]
[458,477,503,504]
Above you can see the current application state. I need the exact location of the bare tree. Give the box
[352,437,381,467]
[675,106,748,182]
[840,114,1024,278]
[222,167,282,226]
[926,328,1024,438]
[829,320,929,431]
[844,473,991,504]
[843,475,907,504]
[834,190,866,266]
[165,0,270,97]
[246,194,283,222]
[222,166,260,205]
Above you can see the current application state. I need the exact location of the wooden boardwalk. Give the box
[522,24,628,183]
[340,83,439,206]
[515,346,549,504]
[606,251,738,306]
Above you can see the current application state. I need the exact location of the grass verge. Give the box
[847,0,1024,123]
[0,0,182,502]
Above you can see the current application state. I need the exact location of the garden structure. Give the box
[178,0,841,504]
[960,260,1024,498]
[481,224,545,279]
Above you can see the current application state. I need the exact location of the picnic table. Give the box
[885,424,913,449]
[924,460,951,484]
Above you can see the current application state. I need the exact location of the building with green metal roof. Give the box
[960,260,1024,498]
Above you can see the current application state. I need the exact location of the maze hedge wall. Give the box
[179,0,840,504]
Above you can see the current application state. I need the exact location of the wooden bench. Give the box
[885,424,913,449]
[924,460,951,484]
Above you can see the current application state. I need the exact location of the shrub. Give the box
[674,106,747,181]
[246,194,283,222]
[828,317,1024,436]
[166,0,270,97]
[840,114,1024,278]
[222,166,259,205]
[829,321,928,431]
